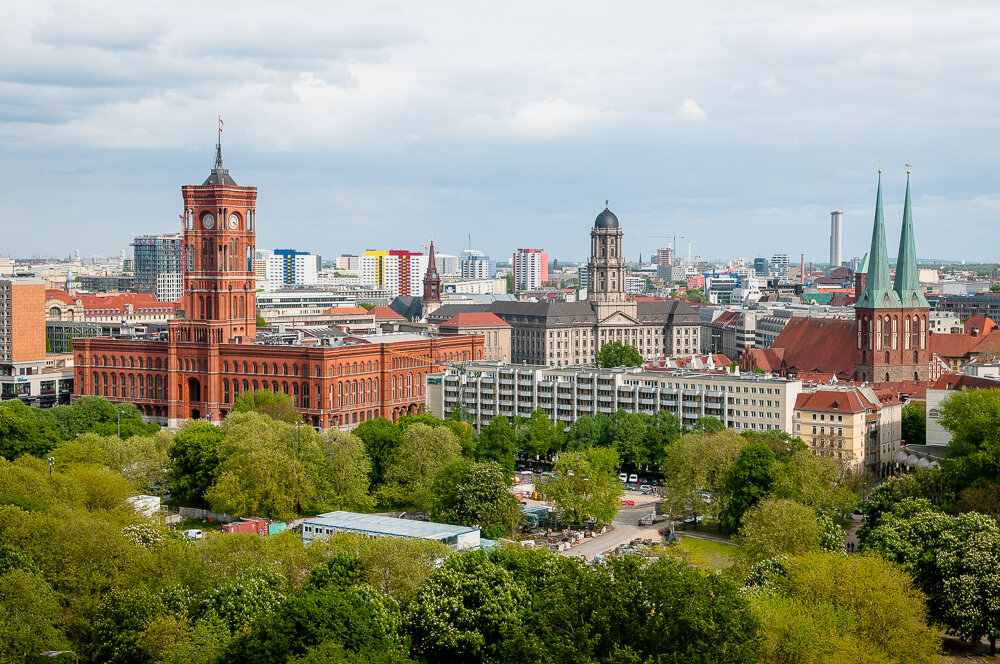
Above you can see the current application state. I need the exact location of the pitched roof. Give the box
[929,372,1000,391]
[769,317,857,379]
[440,312,510,328]
[856,173,901,309]
[929,330,1000,359]
[740,347,785,373]
[368,306,405,320]
[964,314,998,335]
[893,173,929,308]
[795,388,878,414]
[46,289,76,305]
[322,306,372,316]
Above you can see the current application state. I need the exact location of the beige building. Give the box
[427,361,803,433]
[794,386,901,474]
[438,312,511,363]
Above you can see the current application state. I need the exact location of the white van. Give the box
[182,529,203,540]
[619,473,628,483]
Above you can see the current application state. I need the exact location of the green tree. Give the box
[902,400,926,445]
[0,399,61,460]
[750,552,940,664]
[476,416,516,476]
[206,446,312,520]
[735,498,834,564]
[406,551,529,663]
[232,389,302,423]
[0,569,69,664]
[661,430,748,528]
[565,414,601,450]
[430,461,521,538]
[610,410,646,467]
[521,408,561,457]
[691,416,726,433]
[314,431,374,512]
[546,447,622,526]
[939,388,1000,489]
[50,396,157,439]
[352,418,403,489]
[595,341,643,368]
[378,423,461,509]
[256,313,269,327]
[770,448,857,516]
[721,441,776,532]
[89,585,166,664]
[167,421,226,505]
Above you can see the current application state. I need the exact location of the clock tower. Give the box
[175,140,258,344]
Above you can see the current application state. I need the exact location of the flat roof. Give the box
[304,511,478,540]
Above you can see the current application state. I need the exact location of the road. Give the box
[558,491,664,561]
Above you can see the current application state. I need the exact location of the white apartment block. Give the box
[427,361,803,433]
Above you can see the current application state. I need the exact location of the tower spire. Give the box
[215,116,224,169]
[855,170,900,309]
[893,167,929,308]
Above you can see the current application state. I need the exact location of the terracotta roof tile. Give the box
[770,317,857,379]
[440,312,510,328]
[322,306,372,316]
[368,306,406,320]
[929,372,1000,391]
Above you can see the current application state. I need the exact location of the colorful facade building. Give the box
[73,140,481,428]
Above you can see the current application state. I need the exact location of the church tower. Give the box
[421,241,442,319]
[854,170,930,383]
[587,204,636,320]
[175,135,258,344]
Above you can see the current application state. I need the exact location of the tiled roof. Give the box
[368,306,406,320]
[46,289,76,304]
[770,317,857,379]
[929,372,1000,391]
[440,312,510,328]
[871,379,928,401]
[322,306,372,316]
[795,388,876,414]
[964,314,998,335]
[929,330,1000,359]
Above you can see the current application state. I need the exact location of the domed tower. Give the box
[587,203,635,319]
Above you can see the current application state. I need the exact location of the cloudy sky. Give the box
[2,0,998,264]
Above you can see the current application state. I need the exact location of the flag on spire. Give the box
[219,116,223,132]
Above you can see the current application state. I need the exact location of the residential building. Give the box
[262,249,320,289]
[335,255,360,272]
[460,249,497,279]
[361,250,429,297]
[427,361,803,433]
[512,248,548,292]
[133,234,183,301]
[770,254,790,280]
[794,386,902,474]
[926,372,1000,446]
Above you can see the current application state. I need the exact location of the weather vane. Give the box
[905,162,912,174]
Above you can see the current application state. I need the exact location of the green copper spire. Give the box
[855,171,900,309]
[893,171,929,308]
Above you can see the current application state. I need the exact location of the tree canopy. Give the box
[595,341,643,368]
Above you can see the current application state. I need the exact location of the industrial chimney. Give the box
[830,211,843,268]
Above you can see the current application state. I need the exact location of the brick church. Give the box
[742,170,933,383]
[73,139,481,428]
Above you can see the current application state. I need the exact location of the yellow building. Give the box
[794,386,900,473]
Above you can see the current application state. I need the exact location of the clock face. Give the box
[202,213,216,229]
[228,213,239,230]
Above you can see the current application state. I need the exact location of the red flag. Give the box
[218,116,223,132]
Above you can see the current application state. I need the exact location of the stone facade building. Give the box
[490,206,701,367]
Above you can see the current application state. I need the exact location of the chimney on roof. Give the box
[800,254,805,285]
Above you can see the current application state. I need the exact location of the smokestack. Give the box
[830,211,843,268]
[800,253,805,285]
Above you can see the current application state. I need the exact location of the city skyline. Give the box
[3,1,999,262]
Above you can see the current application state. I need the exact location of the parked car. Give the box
[640,485,655,495]
[619,473,628,483]
[182,529,203,540]
[628,473,639,483]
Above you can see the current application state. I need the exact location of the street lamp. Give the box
[47,457,55,477]
[116,407,122,438]
[40,652,79,663]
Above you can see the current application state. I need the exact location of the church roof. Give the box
[769,317,857,379]
[855,173,901,309]
[893,172,929,308]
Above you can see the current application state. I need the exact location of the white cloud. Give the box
[674,98,708,123]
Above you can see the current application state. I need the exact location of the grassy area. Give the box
[662,534,737,570]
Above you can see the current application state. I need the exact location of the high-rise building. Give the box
[0,277,74,406]
[133,233,183,301]
[460,249,496,279]
[512,248,548,292]
[360,250,429,297]
[770,253,790,280]
[656,247,675,280]
[830,211,843,268]
[263,249,320,290]
[336,255,360,272]
[753,257,769,278]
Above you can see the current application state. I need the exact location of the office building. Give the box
[133,233,183,302]
[460,249,497,279]
[427,361,803,434]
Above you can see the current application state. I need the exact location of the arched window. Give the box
[282,381,289,394]
[242,379,248,392]
[338,383,343,407]
[156,375,163,399]
[283,363,289,376]
[223,379,230,403]
[881,316,891,350]
[911,316,920,349]
[302,382,309,409]
[392,376,397,400]
[129,374,135,398]
[92,372,99,395]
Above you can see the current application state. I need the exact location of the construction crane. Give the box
[647,235,686,259]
